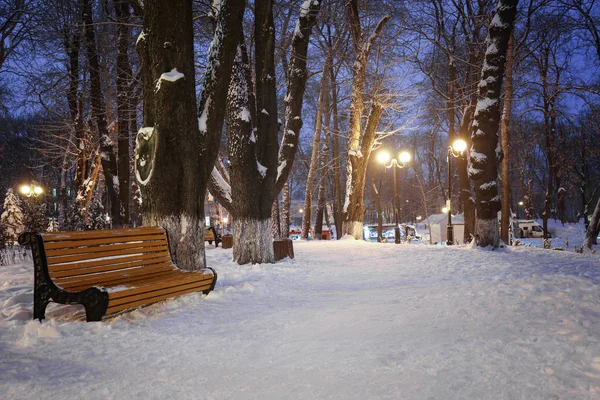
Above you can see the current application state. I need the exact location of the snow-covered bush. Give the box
[61,202,87,231]
[22,198,48,233]
[86,199,109,230]
[1,189,25,245]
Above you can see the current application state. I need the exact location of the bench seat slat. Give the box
[45,239,168,257]
[46,245,170,266]
[42,226,165,241]
[107,271,214,304]
[49,257,173,279]
[54,263,177,291]
[42,233,168,250]
[48,253,171,274]
[106,281,213,315]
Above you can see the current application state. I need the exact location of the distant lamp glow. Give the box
[377,150,391,164]
[452,139,467,154]
[299,209,304,214]
[416,216,422,221]
[398,151,411,164]
[223,217,229,224]
[442,207,449,214]
[518,201,524,206]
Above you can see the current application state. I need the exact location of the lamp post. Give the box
[378,150,411,244]
[446,139,467,245]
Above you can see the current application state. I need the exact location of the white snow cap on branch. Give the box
[138,127,154,140]
[211,167,232,203]
[479,181,497,191]
[155,69,185,92]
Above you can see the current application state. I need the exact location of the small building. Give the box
[423,213,465,244]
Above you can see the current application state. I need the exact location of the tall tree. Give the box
[208,0,320,264]
[469,0,519,248]
[135,0,244,269]
[342,0,390,239]
[82,0,120,224]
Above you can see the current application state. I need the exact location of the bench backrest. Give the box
[41,226,173,290]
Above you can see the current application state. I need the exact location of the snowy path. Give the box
[1,240,599,399]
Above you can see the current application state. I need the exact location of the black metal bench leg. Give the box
[81,288,109,322]
[34,297,49,321]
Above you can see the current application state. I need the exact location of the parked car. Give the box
[515,220,551,238]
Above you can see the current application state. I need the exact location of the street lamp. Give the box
[19,184,44,197]
[378,149,411,244]
[446,139,467,245]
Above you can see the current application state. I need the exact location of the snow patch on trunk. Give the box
[232,218,275,264]
[343,220,364,240]
[198,97,211,135]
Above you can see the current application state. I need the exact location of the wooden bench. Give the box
[18,226,217,322]
[204,226,221,247]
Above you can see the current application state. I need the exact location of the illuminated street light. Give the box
[446,139,467,245]
[377,149,411,244]
[19,184,44,197]
[442,207,449,214]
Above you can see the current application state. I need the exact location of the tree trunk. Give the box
[301,61,329,240]
[583,196,600,249]
[372,179,383,242]
[271,198,281,238]
[468,0,518,248]
[457,106,475,242]
[115,0,132,227]
[136,0,244,269]
[330,65,343,239]
[342,3,390,239]
[82,0,121,225]
[280,181,291,238]
[500,33,514,244]
[342,103,383,238]
[315,67,332,240]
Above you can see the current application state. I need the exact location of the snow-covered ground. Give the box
[1,228,599,399]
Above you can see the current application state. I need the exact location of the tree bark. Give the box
[583,196,600,249]
[468,0,518,248]
[115,0,133,226]
[330,65,343,239]
[301,60,328,240]
[135,0,244,269]
[82,0,121,224]
[500,33,514,244]
[342,3,390,239]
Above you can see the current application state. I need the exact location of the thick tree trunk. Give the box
[342,4,390,239]
[136,0,244,269]
[342,103,383,238]
[82,0,121,225]
[500,34,514,244]
[468,0,518,248]
[115,0,132,226]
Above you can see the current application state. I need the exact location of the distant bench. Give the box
[19,226,217,322]
[204,226,221,247]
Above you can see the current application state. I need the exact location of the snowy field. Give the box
[1,225,599,399]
